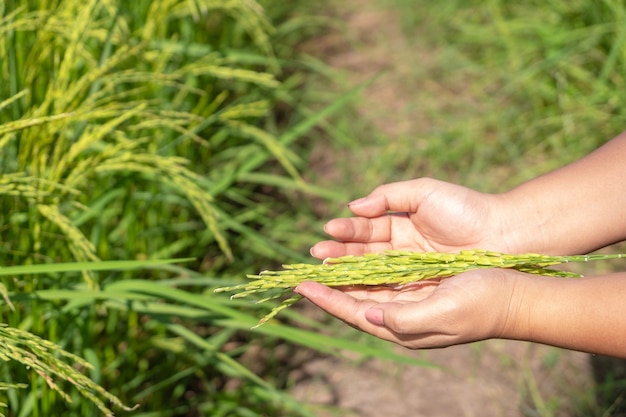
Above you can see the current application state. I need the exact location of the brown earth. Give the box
[289,1,609,416]
[291,332,592,417]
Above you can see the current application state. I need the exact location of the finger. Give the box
[310,240,393,259]
[322,213,417,243]
[348,179,428,217]
[294,282,379,330]
[323,217,394,243]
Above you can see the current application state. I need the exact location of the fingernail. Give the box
[348,197,368,206]
[365,307,384,326]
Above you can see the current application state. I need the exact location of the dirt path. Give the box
[292,2,596,416]
[292,333,591,417]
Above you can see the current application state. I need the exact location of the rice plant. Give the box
[0,0,362,415]
[0,0,285,268]
[0,259,191,416]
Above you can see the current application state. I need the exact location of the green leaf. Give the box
[0,258,194,276]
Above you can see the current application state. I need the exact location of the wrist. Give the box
[495,271,536,342]
[491,191,550,254]
[499,273,626,357]
[459,269,533,342]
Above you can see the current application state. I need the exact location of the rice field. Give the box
[1,0,626,416]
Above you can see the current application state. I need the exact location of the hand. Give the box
[310,178,514,259]
[295,268,523,349]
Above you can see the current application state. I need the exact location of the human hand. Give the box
[310,178,515,259]
[295,268,524,349]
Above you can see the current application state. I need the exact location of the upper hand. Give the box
[310,178,512,259]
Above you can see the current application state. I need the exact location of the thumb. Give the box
[364,301,464,349]
[364,303,421,332]
[364,299,445,335]
[364,306,386,326]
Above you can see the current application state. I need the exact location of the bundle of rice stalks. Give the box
[215,249,625,327]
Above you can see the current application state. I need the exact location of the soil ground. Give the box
[290,1,605,416]
[291,331,591,417]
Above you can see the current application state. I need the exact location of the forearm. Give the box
[504,273,626,358]
[500,131,626,255]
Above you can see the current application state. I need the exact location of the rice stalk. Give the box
[0,324,135,417]
[0,174,58,200]
[140,0,276,68]
[37,204,100,289]
[172,52,279,88]
[224,120,304,183]
[215,250,626,327]
[0,89,27,115]
[0,382,27,417]
[201,0,276,65]
[94,152,232,259]
[0,113,76,138]
[53,105,148,182]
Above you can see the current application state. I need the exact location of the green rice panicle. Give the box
[215,249,625,327]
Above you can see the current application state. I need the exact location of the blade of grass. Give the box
[0,258,193,276]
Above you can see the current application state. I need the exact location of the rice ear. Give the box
[215,249,626,327]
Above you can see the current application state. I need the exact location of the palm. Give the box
[296,268,514,349]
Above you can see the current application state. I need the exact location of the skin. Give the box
[295,131,626,358]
